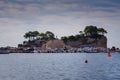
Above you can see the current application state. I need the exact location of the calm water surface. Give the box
[0,53,120,80]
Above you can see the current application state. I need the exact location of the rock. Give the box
[65,36,107,48]
[42,39,65,49]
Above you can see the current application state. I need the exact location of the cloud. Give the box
[0,0,120,27]
[0,0,119,23]
[0,0,120,47]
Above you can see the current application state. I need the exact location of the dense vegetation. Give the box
[61,25,107,42]
[18,25,107,47]
[24,31,55,41]
[18,31,55,47]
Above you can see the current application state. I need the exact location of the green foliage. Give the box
[33,31,39,38]
[84,25,98,36]
[24,31,40,41]
[68,35,76,41]
[61,35,81,42]
[39,32,47,41]
[22,25,107,47]
[75,34,81,40]
[84,25,107,38]
[97,28,107,35]
[18,44,23,48]
[61,36,68,43]
[45,31,55,40]
[24,31,33,41]
[24,31,55,42]
[60,25,107,41]
[22,31,55,47]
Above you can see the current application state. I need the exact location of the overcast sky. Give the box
[0,0,120,48]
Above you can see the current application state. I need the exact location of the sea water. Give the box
[0,53,120,80]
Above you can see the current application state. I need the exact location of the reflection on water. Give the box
[0,53,120,80]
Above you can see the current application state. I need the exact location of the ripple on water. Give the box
[0,53,120,80]
[62,78,71,80]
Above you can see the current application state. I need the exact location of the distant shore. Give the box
[0,46,120,54]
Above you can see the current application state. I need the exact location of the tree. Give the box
[68,35,76,41]
[79,31,83,34]
[18,44,23,48]
[79,31,84,37]
[97,28,107,35]
[32,31,40,39]
[24,31,40,41]
[61,36,68,43]
[24,31,33,41]
[39,33,47,41]
[84,25,98,37]
[45,31,55,40]
[75,34,81,40]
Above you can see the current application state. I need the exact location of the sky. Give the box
[0,0,120,48]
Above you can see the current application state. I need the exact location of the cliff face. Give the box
[65,36,107,48]
[42,39,65,49]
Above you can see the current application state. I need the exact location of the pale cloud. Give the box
[0,0,120,47]
[0,0,119,19]
[0,18,27,25]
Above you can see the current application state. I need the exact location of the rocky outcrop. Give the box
[65,36,107,48]
[42,39,65,49]
[41,36,107,49]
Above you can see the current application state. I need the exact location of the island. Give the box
[0,25,120,53]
